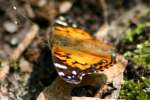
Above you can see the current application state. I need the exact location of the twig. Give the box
[0,24,39,80]
[24,3,35,18]
[98,0,109,23]
[10,24,39,60]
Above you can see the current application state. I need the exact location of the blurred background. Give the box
[0,0,150,100]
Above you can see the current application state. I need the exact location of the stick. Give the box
[0,24,39,80]
[10,24,39,60]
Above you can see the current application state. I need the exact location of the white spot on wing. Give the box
[81,73,85,76]
[72,70,77,75]
[79,76,83,80]
[54,63,67,69]
[59,16,65,21]
[79,73,85,80]
[58,72,65,76]
[67,76,71,79]
[55,20,68,26]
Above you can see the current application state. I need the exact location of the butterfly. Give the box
[50,16,116,84]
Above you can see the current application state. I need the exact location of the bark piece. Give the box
[37,55,127,100]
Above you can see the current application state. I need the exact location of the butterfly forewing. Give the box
[51,18,116,84]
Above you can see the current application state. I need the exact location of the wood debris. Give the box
[0,24,39,80]
[36,54,127,100]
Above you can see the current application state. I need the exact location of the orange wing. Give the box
[51,25,116,84]
[53,26,93,40]
[52,45,115,84]
[53,45,114,70]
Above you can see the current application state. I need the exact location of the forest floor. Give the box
[0,0,150,100]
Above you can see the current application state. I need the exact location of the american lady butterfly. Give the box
[50,16,116,84]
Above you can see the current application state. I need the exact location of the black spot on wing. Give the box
[93,55,115,71]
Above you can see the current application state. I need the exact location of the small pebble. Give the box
[0,95,9,100]
[0,81,8,94]
[10,37,19,46]
[19,58,32,73]
[144,86,150,93]
[0,50,7,59]
[38,0,47,7]
[7,73,20,90]
[0,61,9,80]
[3,21,18,33]
[59,1,72,13]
